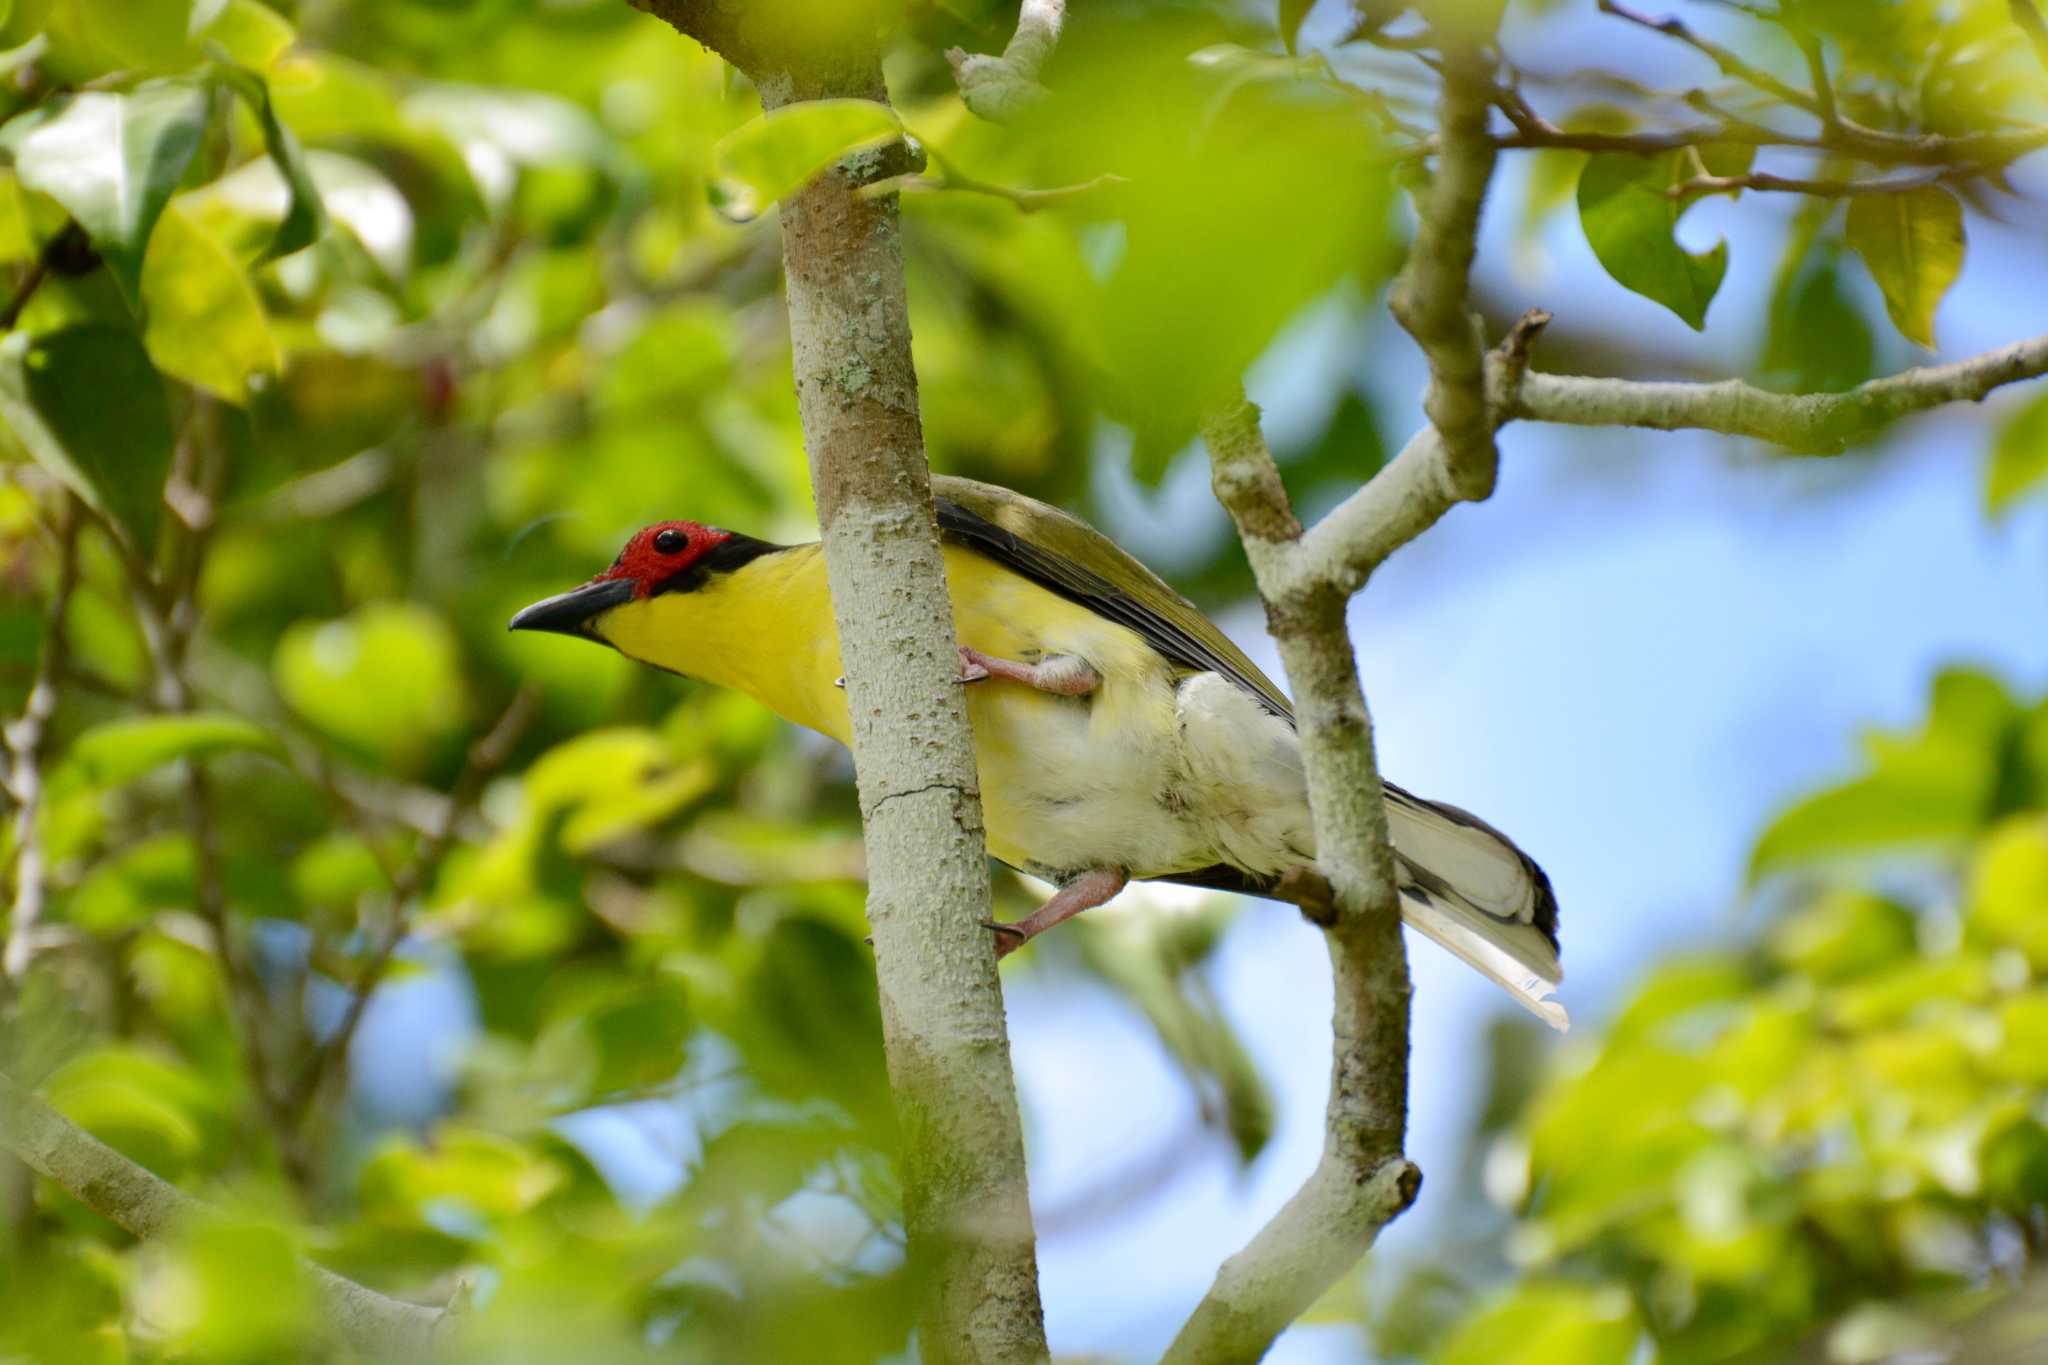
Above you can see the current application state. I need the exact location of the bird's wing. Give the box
[930,475,1294,720]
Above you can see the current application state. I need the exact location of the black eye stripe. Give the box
[653,528,687,554]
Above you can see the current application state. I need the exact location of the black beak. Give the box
[509,578,637,637]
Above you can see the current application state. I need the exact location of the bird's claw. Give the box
[983,919,1030,959]
[956,646,991,685]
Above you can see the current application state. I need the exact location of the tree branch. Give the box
[0,1070,447,1357]
[627,6,1051,1359]
[1390,40,1500,502]
[946,0,1064,122]
[1510,330,2048,453]
[1167,395,1420,1365]
[2,500,80,984]
[1168,33,1526,1349]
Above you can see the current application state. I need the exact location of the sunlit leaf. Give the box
[0,79,209,303]
[1750,669,2013,876]
[53,712,283,794]
[1986,386,2048,519]
[1577,150,1727,330]
[0,325,174,555]
[204,0,295,69]
[141,204,279,399]
[213,60,327,262]
[274,603,466,773]
[1967,817,2048,968]
[1432,1281,1640,1365]
[1845,185,1964,348]
[710,99,903,222]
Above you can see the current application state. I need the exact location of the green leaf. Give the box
[204,0,294,69]
[273,603,466,773]
[1986,386,2048,518]
[1751,669,2014,876]
[53,713,283,794]
[0,325,174,555]
[0,79,209,304]
[141,204,278,400]
[710,100,903,222]
[1577,150,1728,330]
[1762,256,1874,396]
[1432,1281,1640,1365]
[213,61,326,262]
[1845,185,1964,348]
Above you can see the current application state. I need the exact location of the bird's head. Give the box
[509,520,737,640]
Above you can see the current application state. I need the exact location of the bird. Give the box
[510,476,1565,1029]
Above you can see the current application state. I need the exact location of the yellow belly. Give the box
[596,543,1211,876]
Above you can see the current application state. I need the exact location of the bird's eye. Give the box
[652,528,687,555]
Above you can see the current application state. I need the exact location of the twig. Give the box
[1391,42,1501,500]
[1597,0,1822,117]
[862,147,1124,213]
[0,1070,448,1355]
[946,0,1064,122]
[1509,328,2048,453]
[1170,395,1423,1365]
[2,500,80,983]
[0,257,47,332]
[1668,167,1951,197]
[287,685,541,1119]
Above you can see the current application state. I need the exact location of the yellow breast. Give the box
[592,541,1190,872]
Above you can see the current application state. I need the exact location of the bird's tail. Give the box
[1384,785,1567,1031]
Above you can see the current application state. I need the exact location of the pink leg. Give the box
[990,868,1128,958]
[958,645,1098,696]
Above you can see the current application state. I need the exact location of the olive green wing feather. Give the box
[930,475,1294,720]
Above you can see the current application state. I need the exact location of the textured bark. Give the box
[0,1072,444,1356]
[626,7,1049,1360]
[777,126,1048,1364]
[1165,401,1420,1365]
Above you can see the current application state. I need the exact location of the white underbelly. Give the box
[971,668,1314,883]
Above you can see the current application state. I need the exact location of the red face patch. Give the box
[595,521,733,598]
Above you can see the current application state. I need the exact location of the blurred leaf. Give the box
[1763,257,1874,396]
[214,61,328,263]
[1751,669,2013,876]
[1577,150,1727,330]
[0,79,209,304]
[1845,185,1964,348]
[0,325,174,555]
[205,0,295,69]
[146,1217,318,1360]
[710,100,902,222]
[1767,890,1917,982]
[274,603,466,773]
[1986,386,2048,518]
[1967,817,2048,968]
[1279,0,1314,52]
[42,1045,223,1179]
[52,712,283,796]
[1432,1281,1639,1365]
[141,204,279,399]
[1042,29,1390,462]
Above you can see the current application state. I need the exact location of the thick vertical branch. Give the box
[625,8,1049,1361]
[775,99,1047,1365]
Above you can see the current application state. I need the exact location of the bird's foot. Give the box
[957,646,1099,696]
[986,867,1128,960]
